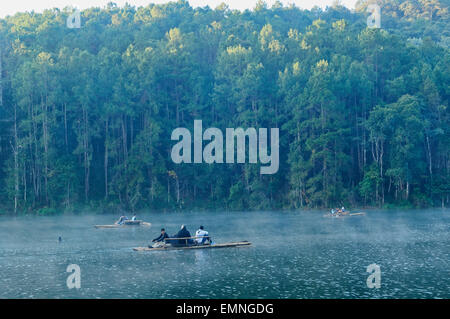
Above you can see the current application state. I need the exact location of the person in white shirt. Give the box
[195,226,211,245]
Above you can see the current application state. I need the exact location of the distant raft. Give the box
[94,220,151,229]
[323,212,366,218]
[133,241,251,251]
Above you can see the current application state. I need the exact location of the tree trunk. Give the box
[167,175,170,204]
[104,118,109,199]
[122,116,128,165]
[83,105,90,202]
[64,103,68,153]
[13,104,19,214]
[42,95,49,205]
[426,134,433,194]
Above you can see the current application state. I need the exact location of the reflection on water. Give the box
[0,209,449,298]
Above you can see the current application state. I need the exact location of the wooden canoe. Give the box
[94,220,151,229]
[133,241,251,251]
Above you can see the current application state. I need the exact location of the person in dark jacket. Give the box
[152,228,169,243]
[171,225,192,247]
[149,228,169,248]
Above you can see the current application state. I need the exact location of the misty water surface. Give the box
[0,209,449,298]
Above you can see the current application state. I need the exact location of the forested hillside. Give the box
[0,0,448,214]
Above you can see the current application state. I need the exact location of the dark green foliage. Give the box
[0,0,448,214]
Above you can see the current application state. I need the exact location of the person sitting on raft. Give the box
[150,228,169,248]
[153,228,169,243]
[171,225,193,247]
[115,215,129,225]
[131,214,137,221]
[195,226,211,245]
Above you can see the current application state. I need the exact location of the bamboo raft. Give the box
[94,220,151,229]
[133,240,251,251]
[323,212,366,218]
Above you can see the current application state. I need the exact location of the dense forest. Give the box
[0,0,448,214]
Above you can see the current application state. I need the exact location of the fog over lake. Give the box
[0,209,448,298]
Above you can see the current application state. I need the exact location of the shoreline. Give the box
[0,206,448,217]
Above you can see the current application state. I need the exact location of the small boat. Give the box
[323,212,366,218]
[94,220,151,229]
[133,241,251,251]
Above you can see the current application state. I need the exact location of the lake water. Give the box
[0,209,449,299]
